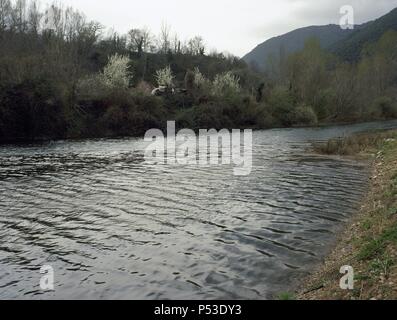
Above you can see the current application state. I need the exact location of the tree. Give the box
[127,27,152,56]
[212,71,240,97]
[287,38,331,106]
[363,31,397,94]
[27,0,41,34]
[332,63,358,118]
[0,0,11,31]
[188,36,205,55]
[155,65,174,87]
[172,33,181,54]
[193,67,207,88]
[102,54,132,88]
[159,22,171,54]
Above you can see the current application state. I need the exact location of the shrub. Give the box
[313,130,397,155]
[102,105,126,133]
[77,74,110,100]
[155,65,175,87]
[193,67,208,89]
[212,71,240,97]
[313,89,336,120]
[373,97,397,119]
[0,79,67,140]
[256,103,277,128]
[267,87,295,126]
[77,54,133,100]
[291,105,318,126]
[176,103,233,130]
[135,81,153,95]
[184,70,195,91]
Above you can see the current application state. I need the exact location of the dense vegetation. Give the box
[0,0,396,142]
[332,8,397,61]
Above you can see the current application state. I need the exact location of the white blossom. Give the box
[193,67,207,88]
[102,54,132,89]
[212,71,240,96]
[155,65,174,87]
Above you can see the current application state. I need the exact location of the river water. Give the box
[1,120,397,299]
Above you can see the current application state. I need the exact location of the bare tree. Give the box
[188,36,205,55]
[127,27,152,55]
[0,0,11,31]
[159,22,171,54]
[10,0,27,32]
[171,33,181,54]
[27,0,42,34]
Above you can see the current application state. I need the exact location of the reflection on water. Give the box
[1,120,397,299]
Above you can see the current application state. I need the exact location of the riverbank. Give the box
[298,130,397,300]
[2,119,397,146]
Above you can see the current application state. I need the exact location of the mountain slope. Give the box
[243,25,355,71]
[332,7,397,61]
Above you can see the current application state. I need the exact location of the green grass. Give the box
[358,223,397,260]
[277,292,296,300]
[313,130,397,155]
[369,254,394,277]
[386,207,397,218]
[361,219,372,231]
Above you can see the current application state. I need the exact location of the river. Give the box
[1,120,397,299]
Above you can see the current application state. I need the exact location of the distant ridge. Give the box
[243,7,397,70]
[332,7,397,61]
[243,25,355,71]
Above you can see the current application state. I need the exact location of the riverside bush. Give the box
[291,105,318,126]
[374,97,397,119]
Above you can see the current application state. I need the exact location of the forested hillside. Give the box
[332,8,397,61]
[0,0,397,142]
[243,25,355,71]
[0,0,262,141]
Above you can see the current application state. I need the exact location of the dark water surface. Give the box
[1,120,397,299]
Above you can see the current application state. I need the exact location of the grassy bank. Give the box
[298,130,397,300]
[313,130,397,155]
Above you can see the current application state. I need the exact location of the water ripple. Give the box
[1,120,397,299]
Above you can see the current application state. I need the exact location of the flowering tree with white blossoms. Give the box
[212,71,241,97]
[193,67,207,88]
[155,65,175,87]
[102,54,132,89]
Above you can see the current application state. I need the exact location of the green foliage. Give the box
[291,105,318,126]
[77,74,110,101]
[176,95,267,130]
[333,8,397,62]
[359,224,397,260]
[312,89,336,120]
[373,97,397,119]
[313,130,397,156]
[0,79,67,140]
[267,87,295,126]
[277,292,296,300]
[369,254,394,277]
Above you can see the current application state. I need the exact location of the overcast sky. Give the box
[50,0,397,57]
